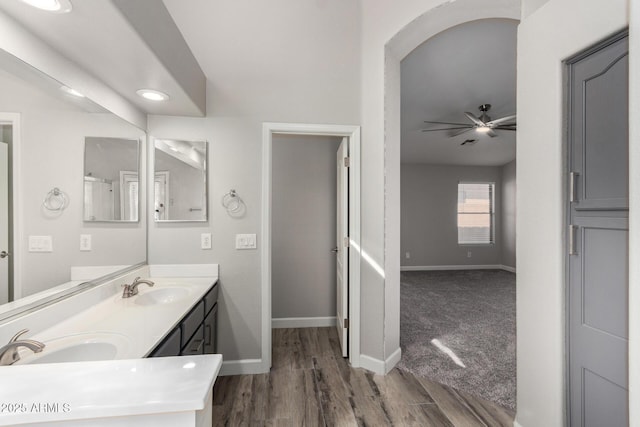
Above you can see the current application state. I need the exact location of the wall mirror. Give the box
[153,139,207,222]
[0,48,146,321]
[84,137,140,222]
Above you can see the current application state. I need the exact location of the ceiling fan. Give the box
[421,104,516,140]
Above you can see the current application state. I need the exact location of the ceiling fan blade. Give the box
[487,114,517,126]
[450,127,473,137]
[464,112,485,127]
[421,127,472,132]
[423,120,471,126]
[486,129,498,138]
[494,126,517,131]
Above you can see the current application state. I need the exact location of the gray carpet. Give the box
[398,270,516,410]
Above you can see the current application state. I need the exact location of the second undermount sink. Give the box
[134,287,190,306]
[18,333,130,365]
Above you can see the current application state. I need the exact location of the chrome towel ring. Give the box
[221,189,244,214]
[43,187,67,211]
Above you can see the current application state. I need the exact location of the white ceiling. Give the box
[0,0,205,116]
[401,18,518,166]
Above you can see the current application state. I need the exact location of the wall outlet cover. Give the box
[201,233,212,250]
[80,234,92,251]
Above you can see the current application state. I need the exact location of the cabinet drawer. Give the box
[181,324,205,355]
[181,300,205,348]
[149,327,181,358]
[204,282,219,315]
[204,303,217,354]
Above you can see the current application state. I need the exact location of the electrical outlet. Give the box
[467,251,472,258]
[201,233,212,250]
[80,234,92,251]
[405,252,411,259]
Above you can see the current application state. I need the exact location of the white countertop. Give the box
[0,354,222,425]
[0,269,221,426]
[19,276,218,360]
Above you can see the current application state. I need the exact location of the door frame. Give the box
[0,113,21,301]
[261,122,361,370]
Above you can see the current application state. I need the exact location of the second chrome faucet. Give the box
[0,329,45,366]
[121,277,155,298]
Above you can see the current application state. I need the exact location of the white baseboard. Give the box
[219,359,267,376]
[501,264,516,273]
[401,264,516,273]
[360,354,385,374]
[272,316,337,328]
[385,347,402,373]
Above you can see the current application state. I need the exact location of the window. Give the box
[457,182,495,244]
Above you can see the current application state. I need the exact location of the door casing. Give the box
[261,123,361,372]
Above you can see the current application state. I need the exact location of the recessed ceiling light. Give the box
[60,85,84,98]
[20,0,72,13]
[136,89,170,102]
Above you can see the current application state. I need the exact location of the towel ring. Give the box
[43,187,67,211]
[221,189,243,214]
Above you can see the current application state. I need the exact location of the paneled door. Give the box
[336,137,349,357]
[567,31,628,427]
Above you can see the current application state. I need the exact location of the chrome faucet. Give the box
[122,276,155,298]
[0,329,45,366]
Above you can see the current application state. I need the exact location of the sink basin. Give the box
[134,287,189,306]
[18,333,130,365]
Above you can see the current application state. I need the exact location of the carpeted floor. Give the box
[398,269,516,410]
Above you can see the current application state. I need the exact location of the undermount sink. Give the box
[134,287,190,306]
[18,333,130,365]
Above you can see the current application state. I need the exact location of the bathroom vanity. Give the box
[0,265,221,426]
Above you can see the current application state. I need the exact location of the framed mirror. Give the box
[84,137,140,222]
[153,139,207,222]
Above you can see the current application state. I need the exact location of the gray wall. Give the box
[501,160,516,269]
[401,164,503,267]
[271,134,340,319]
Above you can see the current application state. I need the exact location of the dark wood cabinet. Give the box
[149,281,219,358]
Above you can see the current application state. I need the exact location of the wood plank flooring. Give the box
[212,327,515,426]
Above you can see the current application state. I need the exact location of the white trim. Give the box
[359,348,402,375]
[219,359,265,376]
[262,122,362,370]
[400,264,515,272]
[384,347,402,374]
[272,317,337,329]
[0,113,21,300]
[359,354,385,374]
[501,265,516,273]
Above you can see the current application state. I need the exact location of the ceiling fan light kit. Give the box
[421,103,517,142]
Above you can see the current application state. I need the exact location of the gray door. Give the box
[567,32,628,427]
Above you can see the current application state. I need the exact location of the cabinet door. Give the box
[181,301,205,348]
[204,303,217,354]
[149,327,181,358]
[181,324,205,355]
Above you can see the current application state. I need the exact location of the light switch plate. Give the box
[236,233,257,250]
[80,234,92,251]
[28,235,53,252]
[201,233,212,250]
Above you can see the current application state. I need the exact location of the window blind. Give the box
[457,182,495,244]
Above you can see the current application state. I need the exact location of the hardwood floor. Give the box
[212,327,515,426]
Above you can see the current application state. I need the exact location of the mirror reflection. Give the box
[154,139,207,222]
[0,49,146,313]
[84,137,140,222]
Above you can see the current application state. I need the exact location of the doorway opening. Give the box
[261,123,361,371]
[394,15,519,412]
[0,113,20,304]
